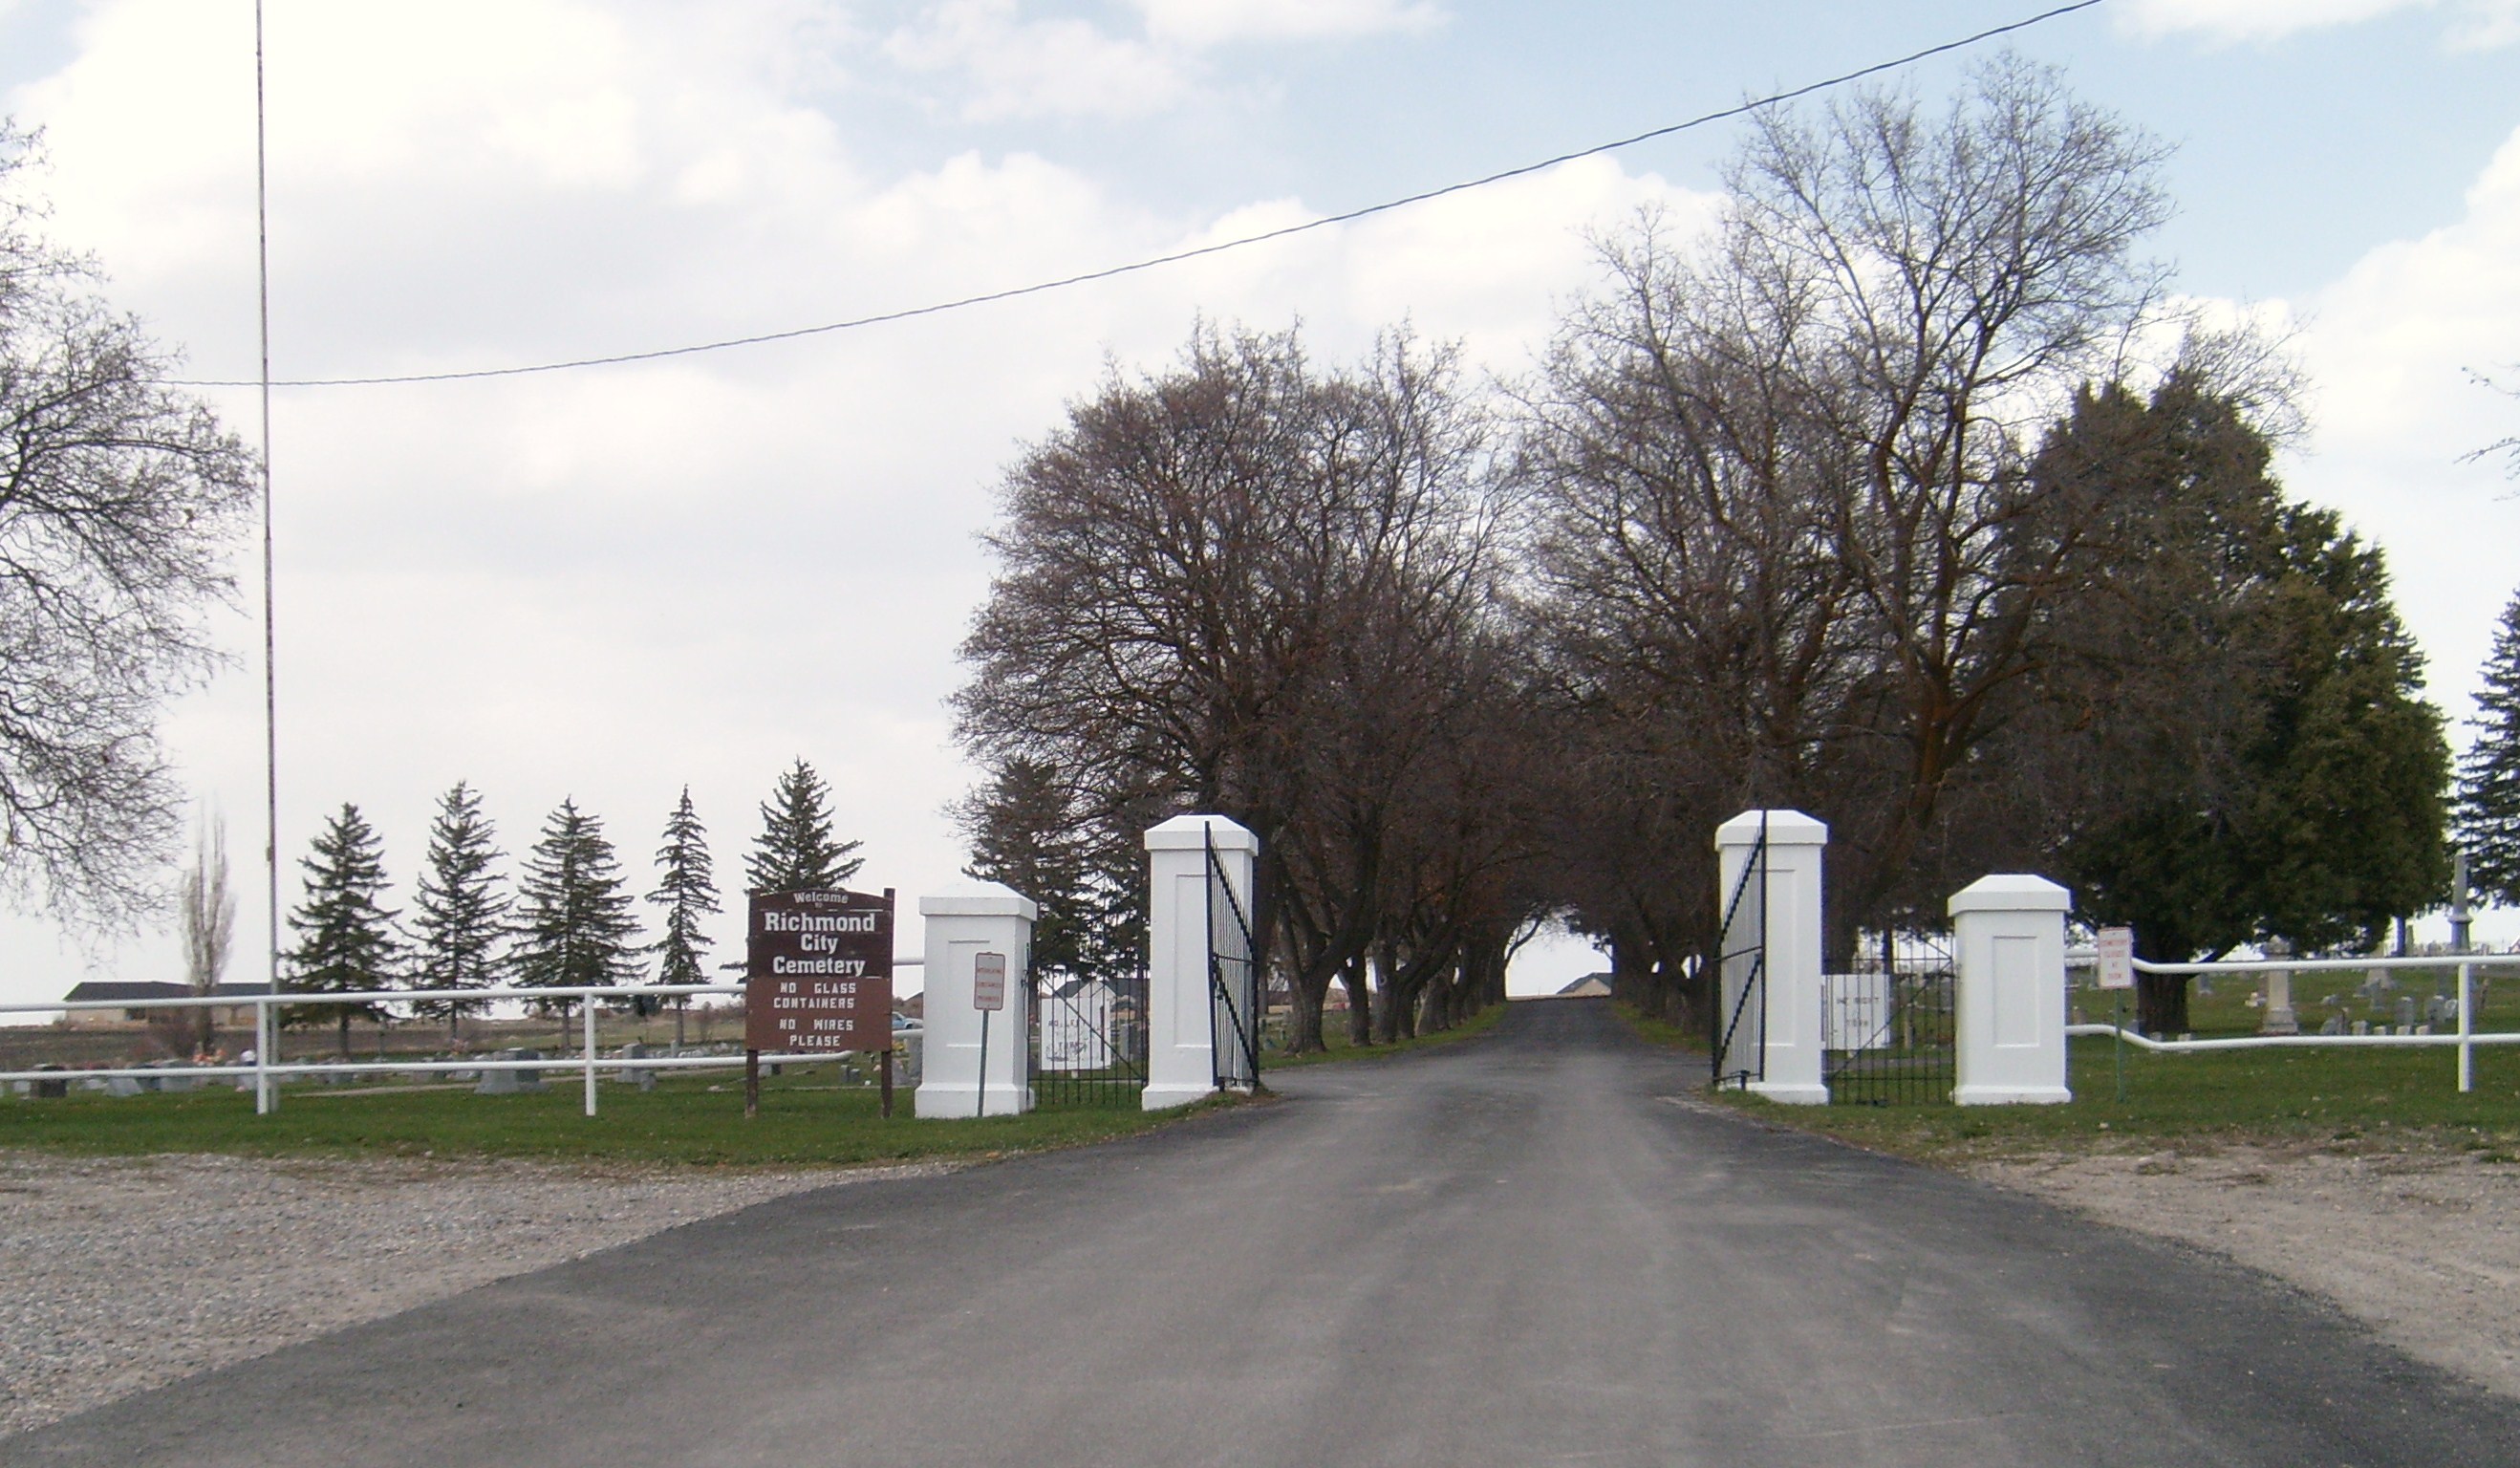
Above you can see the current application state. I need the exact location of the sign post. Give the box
[745,888,897,1120]
[971,951,1006,1119]
[2097,925,2135,1103]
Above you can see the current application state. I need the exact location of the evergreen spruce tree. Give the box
[958,757,1095,981]
[511,797,643,1030]
[743,758,863,895]
[285,803,399,1057]
[407,781,509,1042]
[2458,589,2520,905]
[647,786,720,1046]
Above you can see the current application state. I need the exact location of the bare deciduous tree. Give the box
[179,811,237,1052]
[0,124,257,924]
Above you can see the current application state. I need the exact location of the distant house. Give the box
[60,982,276,1028]
[1554,973,1614,999]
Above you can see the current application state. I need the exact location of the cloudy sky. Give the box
[1,0,2516,1013]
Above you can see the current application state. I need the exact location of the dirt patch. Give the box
[0,1150,941,1436]
[1973,1144,2520,1398]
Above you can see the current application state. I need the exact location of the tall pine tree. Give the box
[2458,589,2520,905]
[744,758,862,895]
[648,786,720,1045]
[406,781,509,1041]
[511,797,642,1027]
[285,803,399,1057]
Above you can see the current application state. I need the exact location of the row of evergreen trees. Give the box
[283,759,863,1048]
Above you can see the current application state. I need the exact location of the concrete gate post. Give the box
[914,882,1038,1118]
[1712,810,1829,1105]
[1143,814,1259,1112]
[1949,874,2073,1106]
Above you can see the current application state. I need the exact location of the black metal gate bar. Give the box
[1204,826,1261,1089]
[1027,965,1147,1109]
[1712,813,1770,1090]
[1821,929,1956,1106]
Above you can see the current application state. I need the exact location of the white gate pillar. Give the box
[1143,814,1258,1111]
[914,883,1037,1118]
[1950,874,2073,1106]
[1713,810,1829,1105]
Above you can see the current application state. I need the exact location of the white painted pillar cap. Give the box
[1143,813,1259,853]
[1947,874,2072,917]
[1712,809,1829,850]
[918,880,1040,922]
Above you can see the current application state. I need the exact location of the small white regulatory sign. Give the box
[972,952,1007,1012]
[2097,926,2136,990]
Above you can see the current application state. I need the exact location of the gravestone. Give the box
[32,1066,67,1099]
[2352,1019,2369,1036]
[105,1077,142,1097]
[2397,996,2418,1029]
[475,1048,546,1094]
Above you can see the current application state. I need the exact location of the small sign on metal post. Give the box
[2096,924,2135,1104]
[2096,926,2136,990]
[972,951,1006,1117]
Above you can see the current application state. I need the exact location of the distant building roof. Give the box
[1554,973,1614,998]
[64,981,277,1004]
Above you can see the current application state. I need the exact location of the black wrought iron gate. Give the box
[1206,826,1261,1090]
[1821,930,1955,1105]
[1028,967,1147,1108]
[1712,815,1769,1090]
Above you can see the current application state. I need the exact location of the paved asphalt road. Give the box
[10,998,2517,1466]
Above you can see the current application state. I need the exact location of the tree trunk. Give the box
[1285,966,1333,1054]
[1342,956,1372,1047]
[336,1011,351,1060]
[2135,972,2189,1036]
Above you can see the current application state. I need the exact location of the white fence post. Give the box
[1950,874,2073,1105]
[914,883,1038,1118]
[1712,810,1829,1105]
[1143,814,1258,1111]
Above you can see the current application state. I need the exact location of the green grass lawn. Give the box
[1723,1035,2520,1162]
[1607,1001,2520,1160]
[0,1066,1225,1167]
[1261,1002,1504,1069]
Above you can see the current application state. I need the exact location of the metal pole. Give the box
[252,0,283,1128]
[744,1048,760,1118]
[2453,850,2474,1094]
[975,1007,990,1119]
[879,1045,894,1119]
[582,998,597,1116]
[255,994,274,1114]
[2113,992,2125,1104]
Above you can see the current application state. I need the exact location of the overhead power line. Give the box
[183,0,2108,390]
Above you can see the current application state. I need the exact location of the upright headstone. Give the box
[1142,814,1260,1111]
[914,883,1037,1118]
[1950,874,2073,1105]
[1712,810,1829,1105]
[2258,938,2299,1036]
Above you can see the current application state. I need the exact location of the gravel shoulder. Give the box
[0,1150,938,1436]
[1971,1145,2520,1400]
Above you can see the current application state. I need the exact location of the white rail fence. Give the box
[0,963,924,1117]
[2066,951,2520,1093]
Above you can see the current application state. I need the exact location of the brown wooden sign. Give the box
[745,888,894,1053]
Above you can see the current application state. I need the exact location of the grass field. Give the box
[1611,1001,2520,1161]
[0,1004,1500,1165]
[1261,1003,1504,1068]
[0,1065,1225,1167]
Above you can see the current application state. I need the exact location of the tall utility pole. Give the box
[254,0,280,1117]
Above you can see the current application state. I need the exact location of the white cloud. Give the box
[2257,124,2520,729]
[2121,0,2520,47]
[0,0,1709,1010]
[1129,0,1444,48]
[881,0,1192,121]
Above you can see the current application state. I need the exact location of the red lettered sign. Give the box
[972,952,1007,1012]
[745,889,894,1052]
